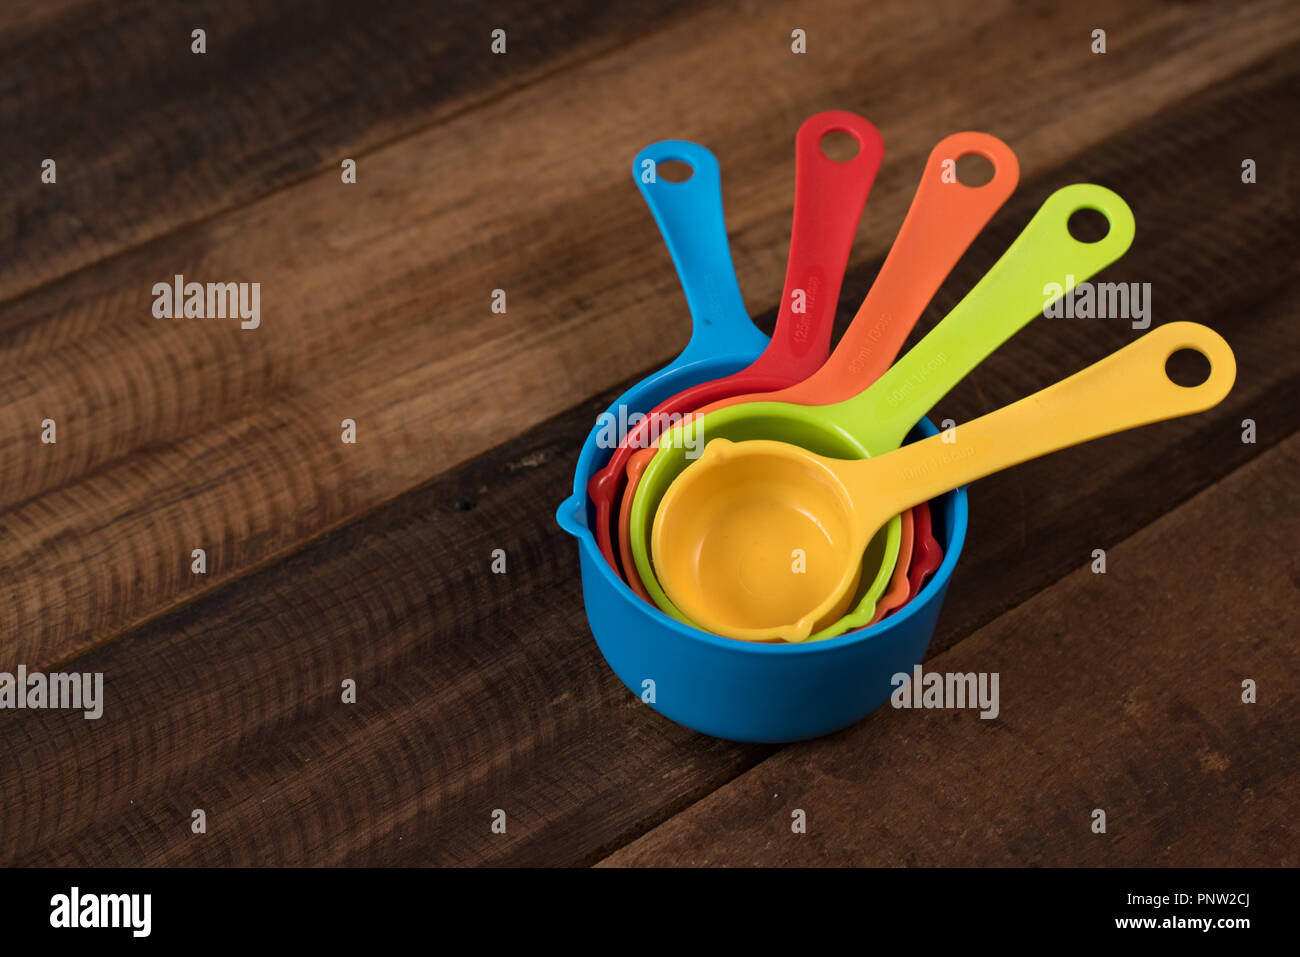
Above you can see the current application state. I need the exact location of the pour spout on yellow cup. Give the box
[652,322,1236,643]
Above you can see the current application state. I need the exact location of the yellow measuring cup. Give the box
[652,322,1236,642]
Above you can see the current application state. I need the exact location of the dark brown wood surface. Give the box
[1,0,1296,866]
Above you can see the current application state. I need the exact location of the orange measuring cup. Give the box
[904,500,943,602]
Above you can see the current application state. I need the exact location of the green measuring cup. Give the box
[630,183,1136,639]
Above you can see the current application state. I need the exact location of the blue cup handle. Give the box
[633,141,768,366]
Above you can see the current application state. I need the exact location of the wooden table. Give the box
[2,0,1296,866]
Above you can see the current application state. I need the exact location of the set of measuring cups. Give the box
[557,111,1235,742]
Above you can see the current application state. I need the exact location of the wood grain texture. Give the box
[0,0,707,302]
[4,0,1297,676]
[1,0,1297,868]
[600,434,1300,867]
[0,391,774,866]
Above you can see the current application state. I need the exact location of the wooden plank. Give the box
[4,1,1297,675]
[0,389,775,866]
[600,433,1300,867]
[0,0,709,302]
[0,0,88,31]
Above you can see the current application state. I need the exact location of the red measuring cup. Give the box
[904,500,943,602]
[588,110,885,574]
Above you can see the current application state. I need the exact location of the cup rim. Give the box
[561,410,969,657]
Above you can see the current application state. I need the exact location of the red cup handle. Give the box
[747,111,884,379]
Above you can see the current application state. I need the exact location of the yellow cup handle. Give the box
[852,322,1236,519]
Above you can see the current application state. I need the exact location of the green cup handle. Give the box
[826,184,1136,454]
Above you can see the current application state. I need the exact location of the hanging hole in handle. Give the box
[657,160,694,183]
[819,131,860,162]
[955,153,995,187]
[1165,348,1212,388]
[1067,207,1110,243]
